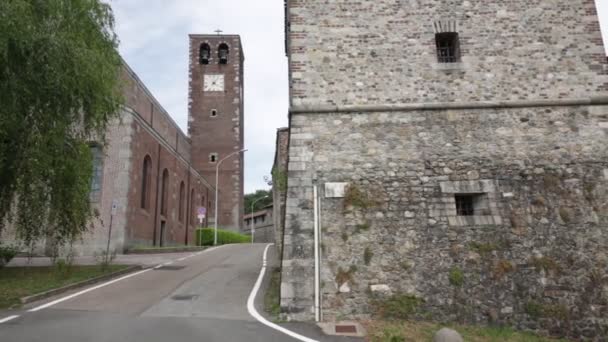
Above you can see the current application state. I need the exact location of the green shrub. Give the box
[344,184,376,209]
[195,228,250,246]
[0,244,18,267]
[371,293,424,320]
[449,267,464,287]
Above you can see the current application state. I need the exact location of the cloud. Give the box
[110,0,288,193]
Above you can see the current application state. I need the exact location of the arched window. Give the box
[200,43,211,64]
[178,181,185,222]
[218,43,229,64]
[89,144,104,202]
[141,155,152,209]
[160,169,169,216]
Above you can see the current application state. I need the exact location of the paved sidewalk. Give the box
[6,252,196,268]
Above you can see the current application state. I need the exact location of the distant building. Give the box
[243,205,274,243]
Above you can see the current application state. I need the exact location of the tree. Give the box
[244,190,273,213]
[0,0,123,250]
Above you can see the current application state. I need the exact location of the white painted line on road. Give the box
[247,244,319,342]
[0,315,20,324]
[28,268,152,312]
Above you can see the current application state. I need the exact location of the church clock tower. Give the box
[188,34,244,231]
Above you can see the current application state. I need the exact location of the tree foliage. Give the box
[0,0,123,249]
[244,190,273,213]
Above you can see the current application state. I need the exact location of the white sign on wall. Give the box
[325,182,349,198]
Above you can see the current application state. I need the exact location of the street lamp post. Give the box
[214,149,247,246]
[250,195,269,243]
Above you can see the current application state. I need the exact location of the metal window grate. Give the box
[335,325,357,334]
[436,32,460,63]
[455,194,475,216]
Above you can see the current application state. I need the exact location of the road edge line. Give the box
[246,244,319,342]
[0,315,20,324]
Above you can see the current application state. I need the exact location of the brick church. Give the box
[1,34,245,255]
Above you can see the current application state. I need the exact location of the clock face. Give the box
[204,74,224,92]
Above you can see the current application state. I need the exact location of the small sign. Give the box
[325,182,348,198]
[111,200,119,215]
[197,207,206,224]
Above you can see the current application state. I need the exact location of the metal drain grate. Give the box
[335,325,357,334]
[155,265,186,271]
[171,294,198,301]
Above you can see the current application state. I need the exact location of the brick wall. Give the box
[188,35,245,231]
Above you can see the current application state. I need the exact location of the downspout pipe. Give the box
[313,185,320,322]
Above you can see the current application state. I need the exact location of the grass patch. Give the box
[530,256,560,273]
[370,293,424,320]
[336,265,357,287]
[449,267,464,287]
[344,184,376,209]
[525,301,569,320]
[0,265,129,309]
[493,260,515,279]
[469,241,501,256]
[355,222,371,233]
[264,267,281,321]
[364,320,568,342]
[195,228,250,246]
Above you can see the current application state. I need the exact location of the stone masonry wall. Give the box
[287,0,607,107]
[273,127,290,256]
[281,105,608,338]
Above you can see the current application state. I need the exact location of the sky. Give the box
[111,0,288,194]
[110,0,608,194]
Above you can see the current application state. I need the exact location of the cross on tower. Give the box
[214,29,223,35]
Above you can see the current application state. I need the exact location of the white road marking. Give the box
[0,315,20,324]
[28,268,152,312]
[247,244,319,342]
[27,246,224,313]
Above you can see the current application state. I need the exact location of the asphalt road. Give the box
[0,244,357,342]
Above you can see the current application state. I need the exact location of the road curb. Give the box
[124,247,207,254]
[20,265,144,305]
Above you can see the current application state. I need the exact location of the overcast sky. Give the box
[110,1,608,194]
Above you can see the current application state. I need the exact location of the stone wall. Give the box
[287,0,607,108]
[281,104,608,338]
[282,0,608,337]
[273,127,290,256]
